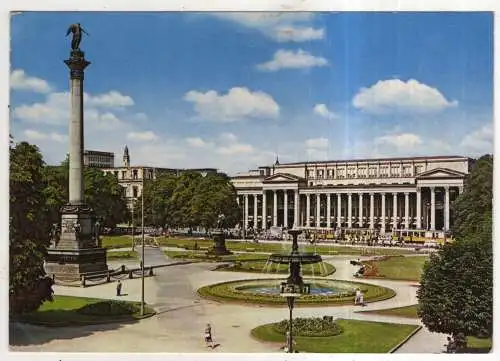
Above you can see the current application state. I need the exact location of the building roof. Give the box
[278,155,469,166]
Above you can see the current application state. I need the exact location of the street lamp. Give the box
[141,175,145,316]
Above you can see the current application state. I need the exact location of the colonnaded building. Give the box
[231,155,471,238]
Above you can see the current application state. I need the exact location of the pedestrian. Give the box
[204,323,214,348]
[355,288,361,305]
[359,291,365,306]
[116,280,122,296]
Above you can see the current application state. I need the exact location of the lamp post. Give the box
[286,295,295,352]
[131,203,135,251]
[141,175,145,316]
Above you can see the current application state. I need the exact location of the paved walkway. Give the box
[10,253,445,353]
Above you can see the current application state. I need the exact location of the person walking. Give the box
[204,323,214,348]
[355,288,361,305]
[116,280,122,296]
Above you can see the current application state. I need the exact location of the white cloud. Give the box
[219,132,239,143]
[213,13,323,42]
[352,78,458,114]
[313,104,337,119]
[304,137,329,150]
[460,123,493,154]
[126,131,158,142]
[257,49,328,71]
[10,69,52,93]
[13,92,68,124]
[216,143,254,155]
[272,26,324,42]
[374,133,422,149]
[185,137,209,148]
[23,129,67,143]
[13,90,135,127]
[184,87,280,122]
[86,90,134,108]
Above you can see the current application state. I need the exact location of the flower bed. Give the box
[272,317,343,337]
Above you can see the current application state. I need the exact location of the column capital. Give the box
[392,192,398,196]
[444,185,450,191]
[404,192,409,196]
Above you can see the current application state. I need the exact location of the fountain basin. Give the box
[198,278,396,306]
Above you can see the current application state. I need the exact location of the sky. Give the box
[9,11,494,175]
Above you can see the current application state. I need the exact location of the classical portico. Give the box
[233,156,470,236]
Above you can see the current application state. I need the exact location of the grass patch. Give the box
[15,295,155,326]
[358,304,419,318]
[99,235,415,255]
[465,336,492,353]
[101,235,133,249]
[356,305,493,353]
[251,318,419,353]
[198,278,395,306]
[220,260,335,276]
[107,250,138,260]
[362,256,428,281]
[164,250,269,262]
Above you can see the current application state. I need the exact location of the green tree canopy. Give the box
[136,171,240,230]
[10,141,54,315]
[417,240,492,340]
[451,155,493,244]
[418,154,493,344]
[44,159,129,228]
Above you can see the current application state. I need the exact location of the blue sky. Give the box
[10,12,493,174]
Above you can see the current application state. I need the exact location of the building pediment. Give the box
[263,173,303,183]
[416,167,466,179]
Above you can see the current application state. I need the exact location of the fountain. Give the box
[267,229,323,353]
[267,229,322,295]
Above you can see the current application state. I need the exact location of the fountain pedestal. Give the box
[207,229,232,256]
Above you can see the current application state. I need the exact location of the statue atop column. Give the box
[66,23,89,51]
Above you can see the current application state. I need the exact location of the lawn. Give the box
[156,236,415,256]
[363,256,428,281]
[164,250,270,262]
[356,304,493,353]
[251,318,419,353]
[466,336,492,352]
[107,250,138,260]
[358,304,419,318]
[219,260,336,276]
[15,295,155,326]
[101,235,134,249]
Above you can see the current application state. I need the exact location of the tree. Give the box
[84,168,129,228]
[451,154,493,245]
[10,142,54,315]
[417,154,493,346]
[191,172,241,230]
[137,171,241,231]
[43,159,129,229]
[417,241,492,342]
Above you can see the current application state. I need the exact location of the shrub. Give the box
[272,317,343,337]
[76,300,139,316]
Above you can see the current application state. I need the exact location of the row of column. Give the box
[241,189,299,229]
[240,186,460,232]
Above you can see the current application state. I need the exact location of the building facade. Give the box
[101,145,217,207]
[231,155,471,237]
[83,150,115,168]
